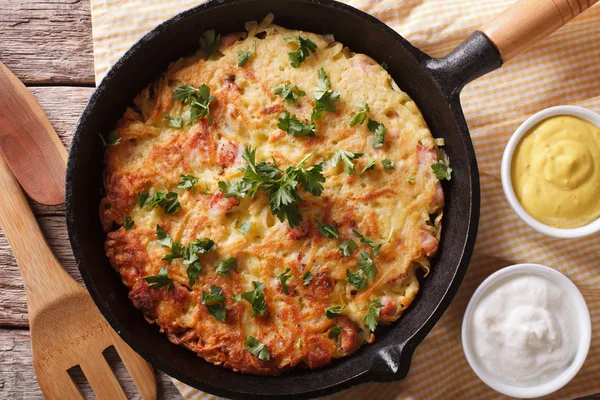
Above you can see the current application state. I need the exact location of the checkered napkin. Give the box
[89,1,600,398]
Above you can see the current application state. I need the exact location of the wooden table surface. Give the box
[0,0,183,398]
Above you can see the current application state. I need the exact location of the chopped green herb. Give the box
[216,257,238,277]
[146,191,180,214]
[363,297,383,331]
[318,222,338,239]
[99,130,121,148]
[235,221,252,234]
[346,268,368,290]
[407,177,415,184]
[124,216,134,231]
[339,239,358,256]
[161,242,183,263]
[273,82,306,103]
[358,252,377,280]
[164,115,183,128]
[189,238,216,254]
[353,229,383,257]
[382,158,395,170]
[186,262,201,287]
[204,183,212,194]
[202,285,226,321]
[381,61,389,70]
[237,41,257,67]
[278,111,316,137]
[199,29,221,59]
[360,159,377,174]
[156,225,172,247]
[172,84,216,125]
[302,270,313,286]
[311,68,340,122]
[368,119,387,148]
[138,192,149,208]
[245,336,270,361]
[277,268,293,295]
[328,326,342,339]
[218,180,252,198]
[285,35,317,68]
[234,281,267,317]
[349,102,370,127]
[142,266,173,291]
[325,305,346,319]
[178,174,198,192]
[331,149,363,174]
[432,160,452,181]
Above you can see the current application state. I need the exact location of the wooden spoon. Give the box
[0,63,156,399]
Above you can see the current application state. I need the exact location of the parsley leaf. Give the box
[199,30,221,59]
[99,130,121,148]
[156,225,172,247]
[285,35,317,68]
[172,84,216,125]
[190,238,216,254]
[325,305,346,319]
[277,268,293,295]
[346,268,368,290]
[278,111,316,137]
[273,82,306,103]
[363,297,383,331]
[234,281,267,317]
[178,174,198,192]
[432,160,452,181]
[358,252,377,280]
[146,191,180,214]
[318,222,338,239]
[142,266,173,291]
[235,221,252,234]
[302,270,313,286]
[202,286,226,321]
[328,326,342,339]
[368,119,387,148]
[138,192,149,208]
[407,177,415,184]
[311,68,340,122]
[381,61,389,70]
[353,229,384,257]
[164,115,183,128]
[245,336,270,361]
[186,262,201,287]
[161,242,183,263]
[124,216,134,231]
[218,180,252,198]
[332,149,363,174]
[147,192,166,208]
[360,159,376,174]
[349,102,370,127]
[237,40,257,67]
[216,257,238,276]
[339,239,358,256]
[382,158,394,170]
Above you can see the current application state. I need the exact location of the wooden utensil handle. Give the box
[480,0,598,62]
[0,154,80,315]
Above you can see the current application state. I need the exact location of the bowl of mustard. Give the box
[502,106,600,238]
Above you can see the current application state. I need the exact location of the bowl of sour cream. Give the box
[501,106,600,238]
[462,264,591,398]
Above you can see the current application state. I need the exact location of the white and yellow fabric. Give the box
[89,1,600,398]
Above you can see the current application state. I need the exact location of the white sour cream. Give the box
[470,273,577,386]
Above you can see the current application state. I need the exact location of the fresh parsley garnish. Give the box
[382,158,394,170]
[172,84,216,125]
[346,268,368,290]
[273,83,306,104]
[99,130,121,148]
[339,239,357,256]
[302,270,313,286]
[245,336,270,361]
[360,160,376,174]
[164,115,183,128]
[277,268,293,294]
[278,111,316,137]
[237,40,257,67]
[142,266,173,291]
[368,119,387,148]
[218,148,325,228]
[204,183,212,194]
[407,177,415,184]
[235,221,252,234]
[202,285,226,321]
[332,149,363,174]
[285,35,317,68]
[124,216,134,231]
[353,229,384,257]
[318,222,338,239]
[358,251,377,280]
[234,281,267,317]
[349,102,370,127]
[325,305,346,319]
[138,192,149,208]
[146,191,181,214]
[178,174,198,192]
[156,225,172,247]
[161,242,183,263]
[182,245,201,286]
[190,237,217,254]
[363,297,383,331]
[328,326,342,339]
[216,257,238,277]
[432,160,452,181]
[199,30,221,59]
[311,68,340,122]
[381,61,389,70]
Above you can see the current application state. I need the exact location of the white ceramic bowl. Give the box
[462,264,591,398]
[501,105,600,238]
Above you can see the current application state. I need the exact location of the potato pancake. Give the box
[100,14,447,375]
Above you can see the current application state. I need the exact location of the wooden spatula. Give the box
[0,62,157,399]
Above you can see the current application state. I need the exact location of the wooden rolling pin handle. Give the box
[480,0,598,62]
[0,154,80,316]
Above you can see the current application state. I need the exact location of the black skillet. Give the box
[65,0,593,398]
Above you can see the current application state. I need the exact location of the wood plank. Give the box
[0,328,183,399]
[0,0,95,84]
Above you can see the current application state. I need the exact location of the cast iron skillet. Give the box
[65,0,592,398]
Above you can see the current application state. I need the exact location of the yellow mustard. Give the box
[511,115,600,228]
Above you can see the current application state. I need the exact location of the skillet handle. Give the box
[480,0,598,62]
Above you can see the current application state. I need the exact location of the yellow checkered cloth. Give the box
[89,1,600,398]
